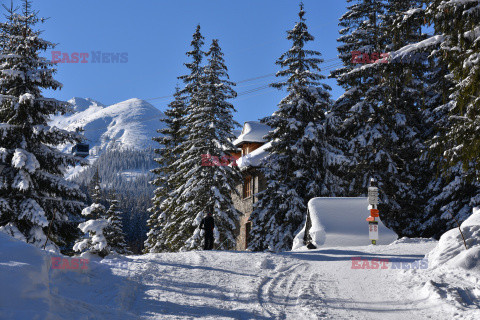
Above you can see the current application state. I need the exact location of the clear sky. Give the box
[25,0,348,126]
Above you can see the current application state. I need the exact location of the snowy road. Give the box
[2,233,479,320]
[92,239,475,320]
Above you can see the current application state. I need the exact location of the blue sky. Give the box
[27,0,348,125]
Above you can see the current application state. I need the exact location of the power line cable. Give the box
[145,56,341,102]
[67,60,348,134]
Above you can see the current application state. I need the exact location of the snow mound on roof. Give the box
[237,141,271,168]
[233,121,271,146]
[426,207,480,271]
[293,197,398,250]
[51,98,165,155]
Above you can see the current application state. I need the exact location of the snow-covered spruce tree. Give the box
[73,176,109,257]
[166,38,241,251]
[88,168,102,202]
[104,190,130,254]
[370,0,430,234]
[329,0,386,196]
[0,0,85,251]
[146,25,205,252]
[417,0,480,236]
[434,0,480,177]
[330,0,430,235]
[248,4,344,252]
[144,87,187,253]
[330,0,385,127]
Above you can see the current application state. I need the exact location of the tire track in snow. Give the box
[257,263,311,319]
[296,273,330,319]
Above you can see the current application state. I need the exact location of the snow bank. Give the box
[293,197,398,250]
[0,231,138,319]
[0,232,51,319]
[404,208,480,319]
[426,207,480,271]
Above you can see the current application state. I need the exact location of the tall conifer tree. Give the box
[0,0,85,251]
[248,4,343,251]
[330,0,432,235]
[105,190,130,254]
[167,38,241,251]
[431,0,480,176]
[145,88,186,252]
[418,0,480,235]
[146,26,204,252]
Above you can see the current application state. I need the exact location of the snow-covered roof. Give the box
[233,121,271,146]
[236,142,271,169]
[293,197,398,250]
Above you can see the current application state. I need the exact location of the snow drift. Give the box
[427,207,480,272]
[293,197,398,249]
[0,231,138,319]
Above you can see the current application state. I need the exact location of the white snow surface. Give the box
[236,142,271,168]
[426,207,480,271]
[293,197,398,249]
[233,121,271,146]
[50,97,165,155]
[0,231,479,319]
[81,203,105,216]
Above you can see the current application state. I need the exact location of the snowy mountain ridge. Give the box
[51,97,165,156]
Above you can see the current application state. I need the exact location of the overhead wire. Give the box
[145,55,343,103]
[75,58,348,132]
[148,62,345,106]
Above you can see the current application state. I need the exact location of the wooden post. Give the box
[448,209,468,250]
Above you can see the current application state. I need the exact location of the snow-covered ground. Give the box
[1,226,479,320]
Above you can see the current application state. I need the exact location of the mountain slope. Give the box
[51,97,165,155]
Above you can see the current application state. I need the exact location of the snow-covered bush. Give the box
[73,204,109,257]
[73,218,109,254]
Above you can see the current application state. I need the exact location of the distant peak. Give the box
[108,98,159,112]
[117,98,152,105]
[68,97,105,113]
[69,97,105,106]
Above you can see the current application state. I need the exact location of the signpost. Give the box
[367,179,379,245]
[369,221,378,245]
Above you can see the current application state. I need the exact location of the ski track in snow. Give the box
[2,235,480,320]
